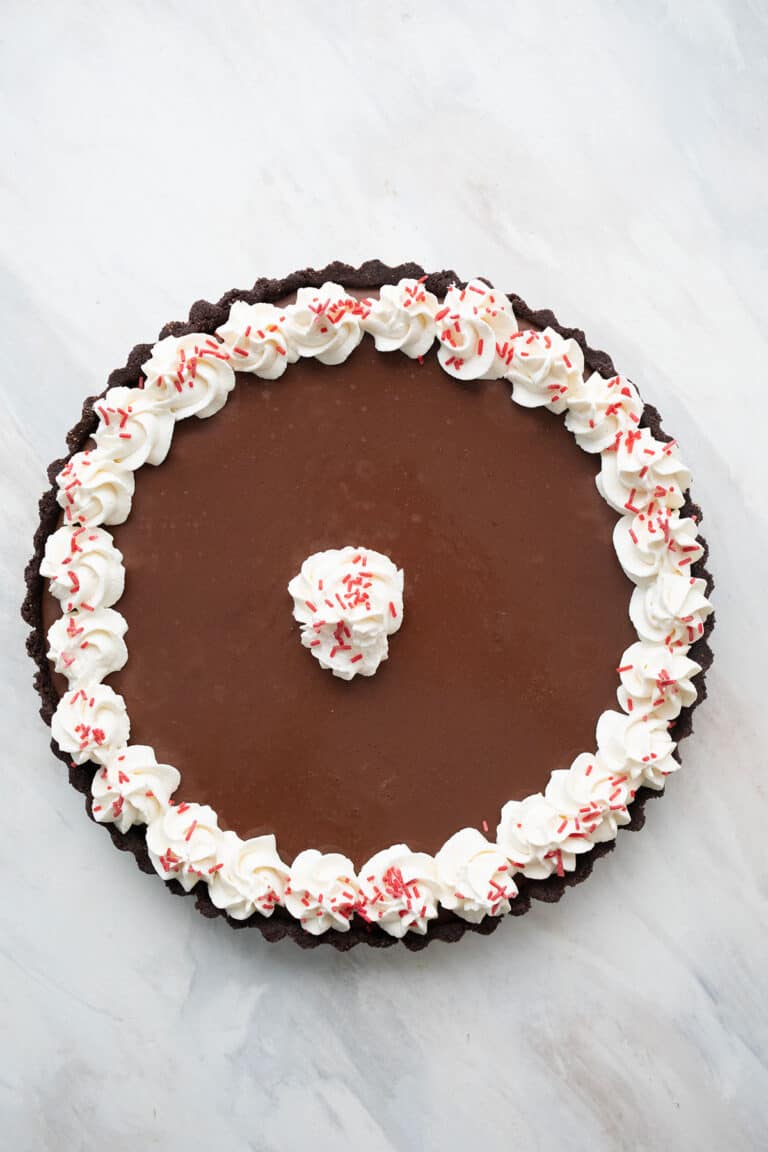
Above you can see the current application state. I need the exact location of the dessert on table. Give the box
[23,261,714,950]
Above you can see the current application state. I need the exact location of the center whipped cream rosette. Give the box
[288,546,404,680]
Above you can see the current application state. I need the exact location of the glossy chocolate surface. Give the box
[44,340,634,866]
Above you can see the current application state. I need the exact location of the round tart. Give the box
[23,261,714,950]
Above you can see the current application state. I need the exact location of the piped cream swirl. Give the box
[288,546,404,680]
[565,373,643,452]
[281,284,364,365]
[41,525,124,612]
[208,832,290,919]
[435,829,518,922]
[614,509,704,583]
[93,386,174,469]
[216,301,298,379]
[617,641,700,720]
[497,792,590,880]
[92,746,180,832]
[55,448,135,526]
[436,279,518,379]
[630,572,712,647]
[597,428,691,514]
[51,684,130,765]
[146,803,222,892]
[360,279,439,358]
[284,850,360,935]
[358,846,440,937]
[596,709,679,790]
[142,333,236,420]
[544,755,634,844]
[505,327,584,413]
[47,607,127,683]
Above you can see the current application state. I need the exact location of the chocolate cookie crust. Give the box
[22,260,714,950]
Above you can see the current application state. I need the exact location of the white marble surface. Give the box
[2,2,767,1148]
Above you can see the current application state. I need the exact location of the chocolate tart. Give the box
[23,261,714,950]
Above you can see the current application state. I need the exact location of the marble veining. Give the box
[1,1,766,1149]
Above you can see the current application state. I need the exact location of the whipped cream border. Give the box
[44,277,712,937]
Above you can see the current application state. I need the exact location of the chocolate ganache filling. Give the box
[43,310,634,869]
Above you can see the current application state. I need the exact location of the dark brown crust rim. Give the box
[22,259,715,952]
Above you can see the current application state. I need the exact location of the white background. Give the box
[2,2,767,1149]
